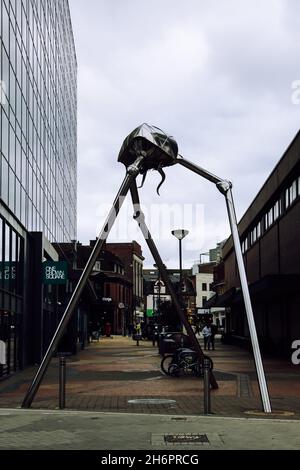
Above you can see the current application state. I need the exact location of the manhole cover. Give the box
[164,434,209,444]
[128,399,176,405]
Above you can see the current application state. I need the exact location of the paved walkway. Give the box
[0,335,299,418]
[1,408,300,450]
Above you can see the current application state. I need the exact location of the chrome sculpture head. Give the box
[118,123,178,194]
[118,123,178,169]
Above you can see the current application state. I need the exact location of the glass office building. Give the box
[0,0,77,377]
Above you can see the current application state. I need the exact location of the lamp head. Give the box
[171,229,189,240]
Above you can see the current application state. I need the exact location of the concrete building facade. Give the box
[216,130,300,354]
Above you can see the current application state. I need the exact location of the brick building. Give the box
[106,242,144,323]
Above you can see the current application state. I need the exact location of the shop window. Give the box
[273,200,280,220]
[251,226,257,244]
[268,207,273,227]
[289,180,297,204]
[257,221,261,238]
[285,188,290,209]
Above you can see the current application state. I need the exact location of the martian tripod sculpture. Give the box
[22,124,271,413]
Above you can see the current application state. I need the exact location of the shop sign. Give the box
[43,261,68,284]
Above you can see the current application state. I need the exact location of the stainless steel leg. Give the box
[22,157,144,408]
[224,187,271,413]
[130,181,218,389]
[176,156,271,412]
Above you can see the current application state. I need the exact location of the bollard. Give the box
[136,335,140,346]
[59,356,66,409]
[203,358,211,415]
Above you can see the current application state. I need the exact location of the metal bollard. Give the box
[203,358,211,414]
[59,356,66,409]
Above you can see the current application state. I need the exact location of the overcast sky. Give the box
[69,0,300,268]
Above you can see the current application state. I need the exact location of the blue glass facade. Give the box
[0,0,77,241]
[0,0,77,376]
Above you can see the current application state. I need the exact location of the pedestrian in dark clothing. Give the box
[209,323,218,350]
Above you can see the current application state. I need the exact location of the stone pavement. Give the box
[1,407,300,450]
[0,335,299,418]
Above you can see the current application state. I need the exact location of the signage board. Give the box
[197,308,211,315]
[43,261,68,285]
[146,308,153,317]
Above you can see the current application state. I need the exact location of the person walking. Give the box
[201,323,212,350]
[209,323,218,350]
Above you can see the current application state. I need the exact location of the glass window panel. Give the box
[290,181,297,203]
[16,45,22,86]
[15,181,21,220]
[285,188,289,209]
[274,201,279,220]
[268,208,273,226]
[2,4,9,52]
[21,149,26,182]
[9,168,15,211]
[4,223,10,262]
[15,137,21,179]
[9,125,16,168]
[1,157,9,204]
[1,49,10,98]
[257,222,261,238]
[1,111,9,159]
[28,201,32,231]
[9,66,16,112]
[265,213,269,230]
[16,83,22,124]
[11,230,16,263]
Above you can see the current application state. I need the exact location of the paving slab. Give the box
[0,336,299,419]
[0,408,299,450]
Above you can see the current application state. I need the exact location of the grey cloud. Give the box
[70,0,300,267]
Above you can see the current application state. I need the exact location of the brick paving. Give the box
[0,335,300,418]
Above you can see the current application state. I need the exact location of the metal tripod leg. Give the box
[22,156,144,408]
[177,156,271,412]
[130,180,218,389]
[223,187,271,412]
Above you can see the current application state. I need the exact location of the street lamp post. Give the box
[171,229,189,290]
[172,230,189,331]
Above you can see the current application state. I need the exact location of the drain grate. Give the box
[164,433,209,444]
